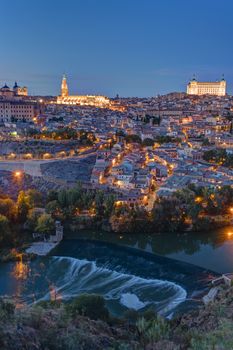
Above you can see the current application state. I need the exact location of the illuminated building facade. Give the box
[0,82,28,98]
[187,77,226,96]
[0,101,40,122]
[13,82,28,96]
[57,75,110,107]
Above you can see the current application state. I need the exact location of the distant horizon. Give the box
[2,0,233,96]
[0,74,231,99]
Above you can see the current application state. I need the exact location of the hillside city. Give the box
[0,78,232,213]
[3,1,233,349]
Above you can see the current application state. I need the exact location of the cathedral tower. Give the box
[61,75,68,97]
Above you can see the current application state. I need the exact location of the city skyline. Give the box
[0,74,229,98]
[1,0,233,96]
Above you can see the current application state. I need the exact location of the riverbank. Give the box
[63,226,233,274]
[25,242,59,256]
[1,285,233,349]
[0,241,60,263]
[67,213,232,236]
[0,245,36,263]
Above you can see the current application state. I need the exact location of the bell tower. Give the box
[61,75,68,97]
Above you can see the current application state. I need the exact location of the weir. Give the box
[0,239,219,317]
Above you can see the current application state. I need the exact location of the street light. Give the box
[14,171,22,178]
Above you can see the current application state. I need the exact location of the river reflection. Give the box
[68,226,233,274]
[12,258,30,281]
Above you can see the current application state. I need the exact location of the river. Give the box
[0,226,233,317]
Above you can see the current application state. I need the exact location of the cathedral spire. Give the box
[61,75,68,97]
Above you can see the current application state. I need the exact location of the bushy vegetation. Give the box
[45,183,116,223]
[136,315,170,347]
[0,295,136,350]
[65,294,109,321]
[125,134,142,144]
[0,299,15,321]
[153,184,233,231]
[1,183,233,249]
[1,286,233,349]
[33,127,96,144]
[123,134,182,146]
[190,320,233,350]
[203,148,233,168]
[0,189,45,248]
[110,184,233,233]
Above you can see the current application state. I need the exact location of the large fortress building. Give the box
[187,77,226,96]
[57,75,110,107]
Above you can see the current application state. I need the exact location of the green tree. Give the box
[46,190,58,203]
[17,191,30,223]
[36,213,55,234]
[125,134,142,144]
[0,198,17,221]
[25,209,39,232]
[94,191,105,216]
[142,138,154,147]
[202,138,211,146]
[58,189,68,208]
[0,215,12,245]
[26,189,43,208]
[152,197,186,232]
[155,135,181,144]
[46,200,62,218]
[104,194,115,217]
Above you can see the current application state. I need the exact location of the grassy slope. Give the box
[1,286,233,350]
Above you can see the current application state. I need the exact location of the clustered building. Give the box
[0,101,39,122]
[0,74,232,209]
[0,82,40,122]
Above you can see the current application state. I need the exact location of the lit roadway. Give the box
[0,149,97,177]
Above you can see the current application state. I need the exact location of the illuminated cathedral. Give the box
[57,75,110,107]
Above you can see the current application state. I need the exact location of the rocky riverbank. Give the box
[25,242,59,256]
[0,241,60,263]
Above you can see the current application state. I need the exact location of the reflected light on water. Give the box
[11,254,30,280]
[9,254,30,309]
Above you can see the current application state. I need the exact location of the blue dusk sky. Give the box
[1,0,233,97]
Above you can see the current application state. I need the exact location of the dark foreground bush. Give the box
[36,299,62,309]
[65,294,109,321]
[0,298,15,321]
[124,307,157,324]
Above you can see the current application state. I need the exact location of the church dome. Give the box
[2,84,10,89]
